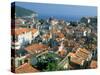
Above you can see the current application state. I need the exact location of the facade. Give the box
[11,28,32,49]
[11,28,39,50]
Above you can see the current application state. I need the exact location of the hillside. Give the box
[11,3,37,17]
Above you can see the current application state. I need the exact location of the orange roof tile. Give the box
[67,48,91,65]
[90,60,97,69]
[75,48,90,60]
[25,44,48,54]
[58,49,67,57]
[78,48,90,54]
[15,63,39,73]
[67,52,76,57]
[31,28,38,34]
[11,28,30,36]
[43,34,50,39]
[67,52,85,65]
[68,50,88,65]
[57,32,65,38]
[70,56,84,65]
[53,31,65,38]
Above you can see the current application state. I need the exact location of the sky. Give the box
[15,2,97,20]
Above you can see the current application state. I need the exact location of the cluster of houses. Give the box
[11,27,39,49]
[11,13,97,73]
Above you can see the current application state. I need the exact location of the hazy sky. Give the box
[15,2,97,18]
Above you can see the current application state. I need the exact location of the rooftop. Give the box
[11,28,30,36]
[70,56,84,65]
[25,43,48,54]
[31,28,38,34]
[11,27,38,36]
[42,33,50,39]
[15,63,39,73]
[75,48,90,60]
[67,48,91,65]
[90,60,97,69]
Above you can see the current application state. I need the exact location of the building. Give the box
[89,60,97,69]
[73,28,88,37]
[49,17,59,26]
[52,30,65,42]
[24,43,48,54]
[15,54,31,68]
[11,27,39,50]
[80,17,97,26]
[31,28,39,40]
[15,63,39,73]
[42,33,51,44]
[67,48,92,67]
[67,52,85,66]
[11,27,32,49]
[80,17,90,24]
[75,48,92,61]
[57,41,67,57]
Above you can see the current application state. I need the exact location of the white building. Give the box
[15,54,31,68]
[31,28,40,40]
[11,27,39,50]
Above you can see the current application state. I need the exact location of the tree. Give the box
[45,62,58,71]
[36,53,61,71]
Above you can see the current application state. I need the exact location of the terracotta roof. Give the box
[15,63,39,73]
[67,52,76,57]
[78,48,90,54]
[25,44,48,54]
[31,28,38,34]
[67,48,91,65]
[43,34,50,39]
[11,28,30,36]
[53,31,65,38]
[58,49,67,57]
[57,32,65,38]
[71,57,84,65]
[90,60,97,69]
[67,52,84,65]
[75,48,90,60]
